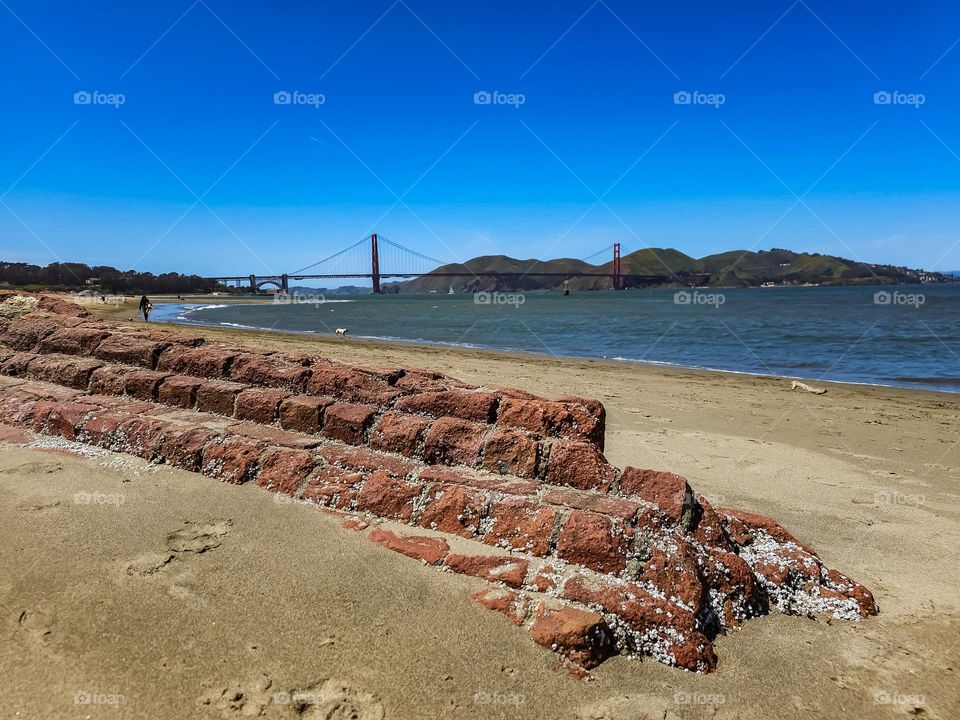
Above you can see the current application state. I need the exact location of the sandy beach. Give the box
[1,298,957,719]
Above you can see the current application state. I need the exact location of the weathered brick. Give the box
[369,411,430,457]
[36,295,89,317]
[418,465,536,495]
[394,389,497,423]
[543,487,640,521]
[77,408,128,448]
[1,317,61,350]
[115,416,168,460]
[368,528,449,565]
[229,422,323,450]
[255,447,315,495]
[27,355,103,389]
[619,467,695,527]
[196,380,247,416]
[481,427,538,477]
[471,587,528,625]
[235,387,289,424]
[0,351,36,377]
[307,364,400,405]
[94,334,169,368]
[482,498,557,556]
[316,444,415,478]
[322,402,376,445]
[422,417,486,467]
[88,365,137,395]
[355,471,424,521]
[528,602,615,670]
[498,397,605,449]
[161,427,219,471]
[201,436,266,484]
[545,439,616,492]
[124,370,170,400]
[300,464,364,508]
[157,376,201,408]
[157,345,238,378]
[229,353,311,392]
[445,553,529,589]
[555,510,628,575]
[278,395,332,434]
[37,327,110,355]
[415,483,488,538]
[394,369,448,393]
[33,400,100,439]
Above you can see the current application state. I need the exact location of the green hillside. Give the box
[388,248,954,293]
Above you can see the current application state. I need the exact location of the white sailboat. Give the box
[448,284,455,295]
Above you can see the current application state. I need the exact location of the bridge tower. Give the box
[371,233,381,294]
[281,274,289,293]
[249,274,256,292]
[613,243,622,290]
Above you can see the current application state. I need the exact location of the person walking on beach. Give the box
[139,294,152,322]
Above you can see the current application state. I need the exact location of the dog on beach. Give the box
[335,328,349,336]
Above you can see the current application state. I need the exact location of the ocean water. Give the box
[152,285,960,393]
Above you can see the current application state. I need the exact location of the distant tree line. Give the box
[0,261,219,294]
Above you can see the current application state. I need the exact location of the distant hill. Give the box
[386,248,956,293]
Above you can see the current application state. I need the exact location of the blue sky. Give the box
[2,0,959,280]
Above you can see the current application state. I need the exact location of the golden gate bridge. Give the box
[206,234,710,293]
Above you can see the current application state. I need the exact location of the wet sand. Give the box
[1,297,957,719]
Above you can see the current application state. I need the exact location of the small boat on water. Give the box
[448,284,455,295]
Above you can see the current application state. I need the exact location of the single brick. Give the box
[545,439,616,492]
[157,375,202,408]
[201,436,266,484]
[415,483,488,538]
[369,411,431,457]
[482,498,557,556]
[322,402,376,445]
[394,389,498,423]
[255,447,315,495]
[124,370,171,401]
[481,427,538,477]
[355,470,424,521]
[368,528,449,565]
[422,417,487,467]
[196,380,247,416]
[278,395,332,434]
[229,353,311,392]
[235,387,290,424]
[555,510,628,575]
[94,334,169,368]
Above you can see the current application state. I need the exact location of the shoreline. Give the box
[90,296,960,399]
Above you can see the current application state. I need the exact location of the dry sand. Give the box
[1,300,958,719]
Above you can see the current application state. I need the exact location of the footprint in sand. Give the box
[125,519,232,577]
[199,675,384,720]
[16,499,62,513]
[0,460,63,475]
[14,607,64,660]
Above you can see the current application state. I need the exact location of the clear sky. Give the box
[2,0,959,279]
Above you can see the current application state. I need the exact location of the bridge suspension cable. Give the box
[288,236,369,276]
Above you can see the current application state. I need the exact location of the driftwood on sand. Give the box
[791,380,827,395]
